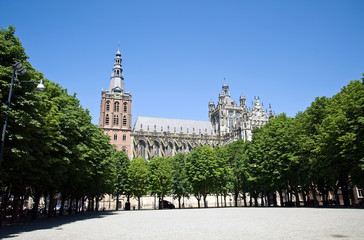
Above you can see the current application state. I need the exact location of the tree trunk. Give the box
[19,196,24,219]
[81,197,85,213]
[48,194,54,218]
[95,197,99,212]
[11,194,19,222]
[32,192,41,219]
[278,190,284,207]
[60,196,65,216]
[68,198,73,214]
[242,192,247,207]
[138,197,141,210]
[334,188,340,207]
[216,191,219,208]
[75,198,79,214]
[116,195,119,211]
[342,184,350,206]
[234,191,239,207]
[301,189,307,207]
[254,193,258,207]
[260,192,265,207]
[273,192,277,207]
[203,195,208,208]
[178,196,181,209]
[296,192,300,207]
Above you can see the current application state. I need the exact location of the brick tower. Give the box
[99,48,132,158]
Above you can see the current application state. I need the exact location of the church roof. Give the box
[133,116,215,136]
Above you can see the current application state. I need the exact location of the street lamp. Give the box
[0,62,45,167]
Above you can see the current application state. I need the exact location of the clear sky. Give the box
[1,0,363,126]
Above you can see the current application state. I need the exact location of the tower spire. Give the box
[108,47,124,94]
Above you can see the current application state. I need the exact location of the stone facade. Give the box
[131,84,274,160]
[99,49,274,160]
[99,49,132,158]
[131,117,220,160]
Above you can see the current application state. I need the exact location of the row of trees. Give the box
[0,26,118,221]
[1,25,363,223]
[121,78,363,209]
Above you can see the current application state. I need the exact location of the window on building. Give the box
[114,134,117,141]
[114,102,120,112]
[106,101,110,111]
[358,189,363,198]
[123,116,127,126]
[105,114,109,125]
[123,135,126,141]
[124,102,127,112]
[114,114,119,125]
[229,119,233,129]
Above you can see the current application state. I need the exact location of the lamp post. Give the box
[0,62,45,167]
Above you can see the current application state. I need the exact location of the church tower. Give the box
[99,48,132,158]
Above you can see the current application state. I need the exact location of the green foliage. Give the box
[0,26,115,217]
[185,145,216,206]
[171,153,190,202]
[112,150,130,197]
[147,156,172,201]
[128,157,148,201]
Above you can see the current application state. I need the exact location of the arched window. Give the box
[105,114,109,125]
[114,134,117,141]
[114,102,119,112]
[123,102,127,112]
[114,114,119,125]
[123,135,126,141]
[106,101,110,111]
[123,116,127,126]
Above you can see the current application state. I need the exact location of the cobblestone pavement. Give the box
[1,208,363,239]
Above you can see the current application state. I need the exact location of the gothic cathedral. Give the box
[100,49,274,160]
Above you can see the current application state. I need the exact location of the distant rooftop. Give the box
[133,116,215,136]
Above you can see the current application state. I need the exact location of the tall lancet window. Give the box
[114,102,119,112]
[105,114,109,125]
[124,102,127,112]
[114,114,119,125]
[106,101,110,111]
[123,116,127,126]
[114,134,117,141]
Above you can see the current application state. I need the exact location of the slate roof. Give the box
[133,116,215,136]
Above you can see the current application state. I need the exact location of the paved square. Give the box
[1,208,363,239]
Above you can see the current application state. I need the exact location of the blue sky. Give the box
[1,0,363,126]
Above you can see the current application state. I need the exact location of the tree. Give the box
[213,146,231,207]
[128,157,148,210]
[171,153,190,208]
[0,26,116,220]
[185,145,216,208]
[249,114,298,207]
[226,139,250,207]
[147,157,172,208]
[111,151,130,210]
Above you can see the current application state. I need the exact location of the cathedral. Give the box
[99,49,274,160]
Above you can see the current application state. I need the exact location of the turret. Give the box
[269,104,274,119]
[209,100,215,112]
[239,94,246,107]
[108,48,125,94]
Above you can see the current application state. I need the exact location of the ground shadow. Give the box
[0,211,118,239]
